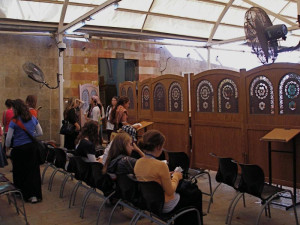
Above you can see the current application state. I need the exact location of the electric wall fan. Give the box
[244,7,300,64]
[22,62,60,89]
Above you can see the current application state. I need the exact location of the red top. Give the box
[2,108,14,133]
[29,108,38,118]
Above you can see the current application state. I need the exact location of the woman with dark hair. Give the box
[103,132,144,175]
[25,95,38,118]
[5,99,43,203]
[106,96,118,142]
[63,98,80,150]
[134,130,203,225]
[75,120,101,163]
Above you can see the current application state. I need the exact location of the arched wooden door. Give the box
[79,83,99,127]
[151,74,189,154]
[191,69,244,170]
[119,81,138,124]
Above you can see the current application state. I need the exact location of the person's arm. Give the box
[34,123,43,137]
[5,127,14,148]
[101,106,105,120]
[132,143,145,157]
[121,111,130,126]
[159,162,182,196]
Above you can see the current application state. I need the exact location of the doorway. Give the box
[98,58,139,108]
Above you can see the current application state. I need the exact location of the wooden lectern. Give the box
[261,128,300,209]
[136,121,154,132]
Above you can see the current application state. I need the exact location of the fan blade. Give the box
[254,17,269,62]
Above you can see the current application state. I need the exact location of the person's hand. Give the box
[75,123,80,131]
[132,143,140,151]
[173,171,183,180]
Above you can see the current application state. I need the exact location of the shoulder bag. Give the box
[59,120,75,135]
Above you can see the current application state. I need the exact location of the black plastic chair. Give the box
[0,174,28,225]
[134,181,202,225]
[227,163,299,225]
[47,148,68,192]
[41,143,56,184]
[79,162,115,221]
[209,153,245,214]
[68,156,91,208]
[159,150,213,213]
[108,174,142,225]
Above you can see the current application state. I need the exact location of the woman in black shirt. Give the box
[75,120,101,163]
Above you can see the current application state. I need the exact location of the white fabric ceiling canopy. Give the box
[0,0,299,46]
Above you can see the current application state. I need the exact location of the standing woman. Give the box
[25,95,38,118]
[64,98,80,150]
[2,99,14,158]
[92,96,105,144]
[106,96,118,143]
[5,99,43,203]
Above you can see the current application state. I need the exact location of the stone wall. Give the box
[0,34,232,144]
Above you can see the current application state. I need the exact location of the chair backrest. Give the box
[72,156,91,182]
[238,164,265,198]
[54,148,67,169]
[45,144,56,163]
[117,174,141,206]
[139,181,165,216]
[168,152,190,174]
[215,157,238,188]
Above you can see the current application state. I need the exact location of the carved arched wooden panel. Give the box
[153,82,166,111]
[121,87,126,97]
[127,87,134,109]
[249,75,274,114]
[196,80,214,112]
[279,73,300,114]
[218,78,238,113]
[141,85,150,110]
[169,82,183,112]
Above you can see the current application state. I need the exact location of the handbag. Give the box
[13,119,47,165]
[59,120,75,135]
[176,177,201,198]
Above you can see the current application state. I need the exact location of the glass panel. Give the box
[141,85,150,110]
[127,87,134,109]
[153,82,166,111]
[196,80,214,112]
[121,87,126,97]
[218,78,239,113]
[249,76,274,114]
[279,73,300,114]
[169,82,183,112]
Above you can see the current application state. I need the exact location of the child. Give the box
[0,123,8,168]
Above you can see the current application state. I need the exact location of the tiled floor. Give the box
[0,163,299,225]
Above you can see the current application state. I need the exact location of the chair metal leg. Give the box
[41,163,51,185]
[242,193,246,208]
[48,168,59,191]
[108,199,121,225]
[289,190,299,225]
[207,183,222,213]
[68,181,80,208]
[227,192,243,225]
[72,182,82,206]
[59,173,72,198]
[130,212,140,225]
[80,188,94,218]
[12,193,20,215]
[96,191,115,225]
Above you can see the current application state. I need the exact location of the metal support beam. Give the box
[141,0,154,32]
[58,0,119,34]
[208,0,235,44]
[59,0,69,30]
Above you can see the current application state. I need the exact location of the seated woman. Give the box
[102,132,144,176]
[75,121,101,163]
[134,130,203,225]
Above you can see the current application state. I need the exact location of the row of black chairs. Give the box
[0,173,28,224]
[41,146,211,225]
[210,153,299,225]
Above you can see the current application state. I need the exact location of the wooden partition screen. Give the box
[244,63,300,187]
[150,75,190,154]
[191,69,245,170]
[138,78,152,121]
[119,81,138,124]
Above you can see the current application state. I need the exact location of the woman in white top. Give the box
[90,96,105,145]
[106,96,118,143]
